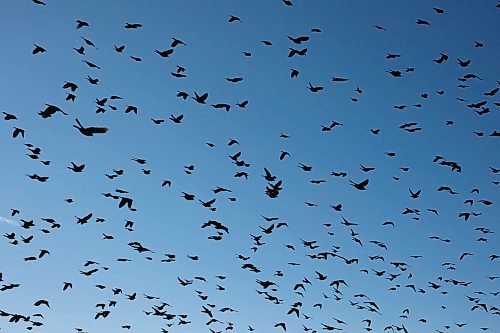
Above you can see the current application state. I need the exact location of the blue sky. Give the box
[0,0,499,332]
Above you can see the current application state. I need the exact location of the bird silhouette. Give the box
[350,179,369,190]
[193,92,208,104]
[68,162,85,173]
[39,104,68,118]
[73,119,108,136]
[32,44,46,54]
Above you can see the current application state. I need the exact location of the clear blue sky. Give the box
[0,0,498,332]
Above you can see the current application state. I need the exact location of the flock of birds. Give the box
[0,1,499,333]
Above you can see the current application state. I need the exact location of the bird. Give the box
[81,36,96,47]
[308,82,324,92]
[63,81,78,91]
[458,58,471,67]
[169,114,184,123]
[73,119,108,136]
[193,92,208,104]
[409,188,421,198]
[155,49,174,58]
[3,112,17,120]
[125,105,138,114]
[39,104,68,118]
[12,127,25,138]
[32,44,46,54]
[75,20,89,29]
[151,118,164,124]
[74,46,85,56]
[259,169,276,183]
[228,15,242,23]
[434,53,449,63]
[416,19,431,26]
[114,45,125,52]
[387,70,402,77]
[288,48,307,57]
[298,163,312,171]
[124,22,142,29]
[279,151,290,160]
[236,100,249,108]
[350,179,369,190]
[34,299,50,308]
[274,322,286,331]
[67,162,85,173]
[226,77,244,83]
[287,35,309,44]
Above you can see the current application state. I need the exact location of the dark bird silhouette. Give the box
[171,37,186,47]
[73,119,108,136]
[63,81,78,91]
[32,44,46,54]
[81,36,96,48]
[68,162,85,173]
[308,82,324,92]
[387,70,402,77]
[288,48,307,57]
[434,53,448,63]
[75,19,89,29]
[3,112,17,120]
[288,35,309,44]
[263,168,276,181]
[409,188,421,198]
[274,322,286,331]
[125,22,142,29]
[169,114,184,123]
[237,100,249,108]
[226,77,243,83]
[279,151,290,160]
[193,92,208,104]
[458,58,471,67]
[39,104,67,118]
[350,179,369,190]
[12,127,25,138]
[125,105,138,114]
[416,19,430,26]
[82,60,100,69]
[34,299,50,308]
[74,46,85,55]
[228,15,242,23]
[155,49,174,58]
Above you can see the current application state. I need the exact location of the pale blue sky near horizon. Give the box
[0,0,499,332]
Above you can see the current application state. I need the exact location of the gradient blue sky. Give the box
[0,0,498,332]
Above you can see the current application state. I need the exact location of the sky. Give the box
[0,0,499,332]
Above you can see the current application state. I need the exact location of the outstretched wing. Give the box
[360,179,369,187]
[264,167,272,177]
